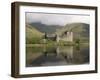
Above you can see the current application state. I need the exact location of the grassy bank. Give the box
[26,41,89,47]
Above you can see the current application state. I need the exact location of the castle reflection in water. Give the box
[26,46,89,67]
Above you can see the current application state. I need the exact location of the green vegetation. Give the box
[56,23,89,40]
[30,22,62,33]
[26,24,44,44]
[26,23,89,47]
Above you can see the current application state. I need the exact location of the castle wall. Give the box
[60,32,73,42]
[45,32,73,42]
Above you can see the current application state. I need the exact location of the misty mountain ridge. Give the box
[26,22,89,44]
[29,22,89,36]
[30,22,63,33]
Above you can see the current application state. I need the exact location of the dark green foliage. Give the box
[27,22,89,45]
[30,22,62,33]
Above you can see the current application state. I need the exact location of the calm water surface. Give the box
[26,46,89,67]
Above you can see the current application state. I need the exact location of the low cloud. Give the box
[26,12,90,26]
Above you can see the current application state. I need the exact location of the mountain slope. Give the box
[30,22,62,33]
[26,24,44,44]
[55,23,89,41]
[26,22,89,43]
[66,23,89,36]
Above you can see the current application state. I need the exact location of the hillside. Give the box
[26,22,89,43]
[65,23,89,38]
[26,24,44,44]
[65,23,89,34]
[30,22,89,37]
[30,22,62,33]
[56,23,89,41]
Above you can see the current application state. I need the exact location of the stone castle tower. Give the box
[56,31,73,42]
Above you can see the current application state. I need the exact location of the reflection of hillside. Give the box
[73,47,89,64]
[26,46,89,67]
[26,46,74,67]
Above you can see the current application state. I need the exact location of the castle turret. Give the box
[56,34,60,43]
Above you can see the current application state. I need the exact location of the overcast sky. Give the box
[26,13,90,26]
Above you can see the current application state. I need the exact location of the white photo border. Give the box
[19,5,96,75]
